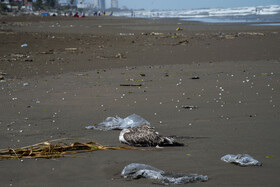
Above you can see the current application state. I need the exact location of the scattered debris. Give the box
[65,48,78,51]
[0,139,139,160]
[221,154,262,166]
[120,84,142,87]
[11,54,27,58]
[176,27,183,31]
[141,32,163,36]
[182,105,198,110]
[224,35,236,39]
[238,32,265,36]
[115,53,126,59]
[97,53,126,60]
[191,76,200,79]
[86,114,150,131]
[40,49,54,54]
[120,33,135,36]
[265,155,275,159]
[21,43,28,47]
[122,163,208,185]
[0,75,5,82]
[151,32,164,36]
[261,73,272,76]
[173,39,189,46]
[0,72,6,82]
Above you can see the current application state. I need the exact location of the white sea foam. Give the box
[115,5,280,22]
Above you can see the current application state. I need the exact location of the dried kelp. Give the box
[0,139,144,160]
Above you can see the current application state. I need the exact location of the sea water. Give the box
[115,5,280,24]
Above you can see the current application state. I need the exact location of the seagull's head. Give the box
[119,129,130,144]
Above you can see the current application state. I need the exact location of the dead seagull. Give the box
[119,124,184,147]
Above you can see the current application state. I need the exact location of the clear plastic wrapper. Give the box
[121,163,208,185]
[221,154,262,166]
[85,114,150,130]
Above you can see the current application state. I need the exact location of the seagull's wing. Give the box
[124,126,163,147]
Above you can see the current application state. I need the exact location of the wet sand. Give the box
[0,15,280,186]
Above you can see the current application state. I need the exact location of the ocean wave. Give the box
[115,5,280,19]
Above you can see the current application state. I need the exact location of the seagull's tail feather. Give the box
[162,137,184,146]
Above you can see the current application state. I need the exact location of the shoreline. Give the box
[1,16,280,79]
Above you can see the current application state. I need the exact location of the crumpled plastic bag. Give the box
[221,154,262,166]
[85,114,150,131]
[121,163,208,185]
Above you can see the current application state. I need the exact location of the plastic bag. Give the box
[85,114,150,131]
[221,154,262,166]
[121,163,208,185]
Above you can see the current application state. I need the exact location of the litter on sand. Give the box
[120,84,142,87]
[86,114,151,131]
[191,76,200,79]
[182,105,198,110]
[64,48,78,51]
[0,138,140,160]
[121,163,208,185]
[221,154,262,166]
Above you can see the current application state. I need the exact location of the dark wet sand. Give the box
[0,15,280,186]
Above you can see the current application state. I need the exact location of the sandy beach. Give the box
[0,15,280,186]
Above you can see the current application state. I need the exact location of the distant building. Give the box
[0,0,10,4]
[58,0,78,6]
[93,0,98,9]
[99,0,105,10]
[111,0,118,9]
[56,0,118,10]
[58,0,70,6]
[23,0,33,10]
[77,0,91,8]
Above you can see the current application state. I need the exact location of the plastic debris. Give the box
[182,105,197,110]
[150,32,163,36]
[0,75,3,79]
[121,163,208,185]
[0,74,5,82]
[21,44,28,47]
[176,27,183,31]
[221,154,262,166]
[173,40,189,46]
[115,53,126,59]
[120,33,135,36]
[191,76,200,79]
[86,114,150,131]
[265,155,275,159]
[96,52,126,59]
[65,48,77,51]
[261,73,272,76]
[120,84,142,87]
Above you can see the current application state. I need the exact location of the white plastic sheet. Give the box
[86,114,150,131]
[121,163,208,185]
[221,154,262,166]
